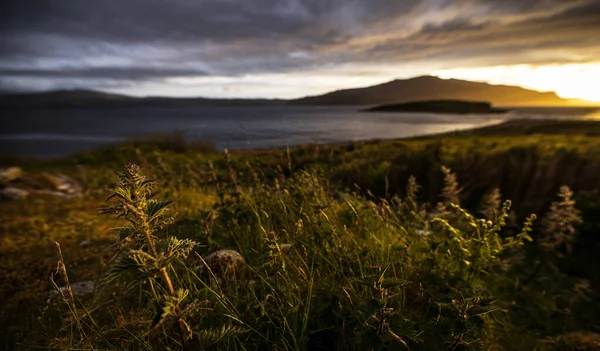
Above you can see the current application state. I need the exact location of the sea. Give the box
[1,106,598,158]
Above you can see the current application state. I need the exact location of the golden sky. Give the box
[434,63,600,103]
[1,0,599,102]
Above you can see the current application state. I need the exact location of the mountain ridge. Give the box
[0,76,594,108]
[0,89,285,109]
[289,75,586,107]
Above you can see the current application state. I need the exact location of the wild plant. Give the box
[539,185,583,254]
[43,161,589,350]
[480,188,503,221]
[48,243,94,349]
[199,165,544,350]
[101,163,198,349]
[435,165,463,218]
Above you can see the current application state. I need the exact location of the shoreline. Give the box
[3,117,600,161]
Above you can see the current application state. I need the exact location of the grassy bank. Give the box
[1,120,600,350]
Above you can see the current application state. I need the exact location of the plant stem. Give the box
[143,224,176,294]
[143,224,187,349]
[160,267,175,295]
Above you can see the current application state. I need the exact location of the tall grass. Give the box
[3,122,600,349]
[41,162,591,350]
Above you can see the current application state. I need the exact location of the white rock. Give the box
[0,187,29,200]
[201,249,245,274]
[79,240,92,248]
[0,167,23,184]
[41,172,83,197]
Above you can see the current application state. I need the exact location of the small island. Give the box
[364,99,509,114]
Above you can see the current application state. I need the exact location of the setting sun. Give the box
[434,63,600,104]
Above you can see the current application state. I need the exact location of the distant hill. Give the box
[365,99,507,114]
[290,76,584,107]
[0,89,285,109]
[0,76,594,109]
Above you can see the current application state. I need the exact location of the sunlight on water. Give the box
[584,109,600,120]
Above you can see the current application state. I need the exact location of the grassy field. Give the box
[1,119,600,350]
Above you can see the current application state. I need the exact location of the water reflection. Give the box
[0,106,597,158]
[584,109,600,120]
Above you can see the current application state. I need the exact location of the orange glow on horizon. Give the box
[433,63,600,104]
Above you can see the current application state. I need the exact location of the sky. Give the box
[0,0,599,101]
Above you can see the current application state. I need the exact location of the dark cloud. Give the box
[0,66,208,80]
[0,0,598,92]
[363,1,600,67]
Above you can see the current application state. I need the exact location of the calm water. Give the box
[0,106,598,158]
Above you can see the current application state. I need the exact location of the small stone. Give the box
[201,249,245,275]
[79,240,92,248]
[0,167,23,184]
[39,172,83,198]
[30,190,69,198]
[0,187,29,200]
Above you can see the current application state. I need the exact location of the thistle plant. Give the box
[101,163,196,348]
[101,164,178,289]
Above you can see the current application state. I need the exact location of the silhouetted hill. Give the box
[365,99,507,114]
[0,90,285,109]
[1,77,594,109]
[290,76,579,107]
[0,90,133,108]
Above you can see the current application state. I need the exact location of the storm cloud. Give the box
[0,0,598,95]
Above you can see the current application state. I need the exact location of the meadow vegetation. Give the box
[1,119,600,350]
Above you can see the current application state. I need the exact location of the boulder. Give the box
[37,173,83,198]
[0,187,29,200]
[201,249,245,275]
[0,167,23,184]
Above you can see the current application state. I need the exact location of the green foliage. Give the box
[2,122,600,349]
[60,164,567,349]
[151,288,189,329]
[100,164,203,349]
[195,324,249,349]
